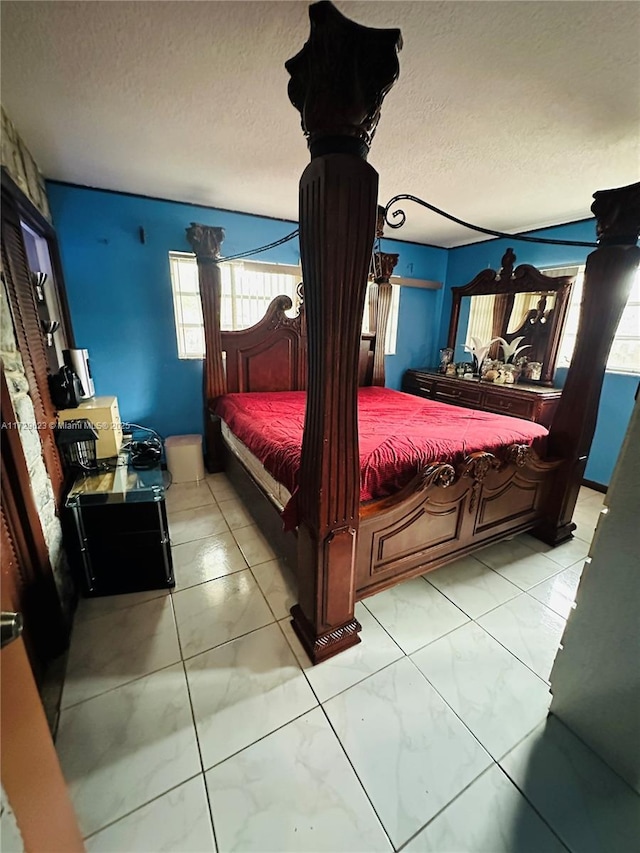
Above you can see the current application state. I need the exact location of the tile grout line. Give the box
[472,614,558,687]
[393,657,568,846]
[171,561,249,595]
[79,771,206,844]
[79,475,594,847]
[358,595,452,656]
[420,573,521,620]
[60,657,183,712]
[71,589,170,625]
[61,597,181,711]
[177,613,278,664]
[405,652,550,764]
[199,705,322,776]
[247,564,292,625]
[316,702,397,852]
[394,764,499,852]
[169,593,220,853]
[278,615,408,707]
[494,760,574,853]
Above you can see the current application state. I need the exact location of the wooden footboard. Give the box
[356,445,562,598]
[221,430,563,602]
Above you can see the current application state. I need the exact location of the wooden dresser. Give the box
[402,369,562,428]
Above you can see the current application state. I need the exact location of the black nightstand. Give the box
[64,453,174,597]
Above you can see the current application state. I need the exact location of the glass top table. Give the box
[65,453,165,507]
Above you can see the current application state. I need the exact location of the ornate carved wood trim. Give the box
[504,443,534,468]
[285,1,402,157]
[290,603,362,664]
[206,288,380,396]
[460,451,501,514]
[287,0,402,664]
[537,182,640,545]
[221,295,307,393]
[419,462,457,490]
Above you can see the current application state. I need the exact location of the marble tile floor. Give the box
[57,481,639,852]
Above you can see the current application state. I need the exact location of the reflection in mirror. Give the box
[455,292,558,366]
[506,291,556,364]
[454,295,495,362]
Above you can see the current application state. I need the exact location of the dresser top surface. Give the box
[407,369,562,397]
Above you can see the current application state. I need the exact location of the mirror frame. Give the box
[446,248,575,385]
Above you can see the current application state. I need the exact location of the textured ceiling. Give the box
[1,1,639,246]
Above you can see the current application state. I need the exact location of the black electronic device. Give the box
[49,365,84,409]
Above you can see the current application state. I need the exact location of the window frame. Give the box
[168,253,401,360]
[544,263,640,376]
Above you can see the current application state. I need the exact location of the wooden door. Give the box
[1,367,68,681]
[1,465,81,849]
[1,628,84,852]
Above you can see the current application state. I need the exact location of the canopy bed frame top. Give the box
[187,1,640,664]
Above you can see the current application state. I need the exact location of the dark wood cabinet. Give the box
[402,369,561,428]
[64,455,174,597]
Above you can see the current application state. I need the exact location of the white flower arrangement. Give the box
[464,337,498,370]
[494,336,531,364]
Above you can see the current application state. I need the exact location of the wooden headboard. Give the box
[220,286,387,394]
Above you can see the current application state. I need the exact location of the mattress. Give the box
[214,386,548,506]
[221,420,292,510]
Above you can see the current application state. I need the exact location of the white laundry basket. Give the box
[165,434,206,483]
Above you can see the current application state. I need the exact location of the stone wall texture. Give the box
[1,105,74,617]
[1,236,74,619]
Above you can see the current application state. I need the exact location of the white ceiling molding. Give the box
[1,1,638,247]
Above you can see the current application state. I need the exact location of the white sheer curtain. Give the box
[467,294,495,345]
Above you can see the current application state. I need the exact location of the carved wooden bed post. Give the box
[286,1,402,662]
[186,223,227,472]
[536,182,640,545]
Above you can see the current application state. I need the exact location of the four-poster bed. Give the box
[187,2,640,664]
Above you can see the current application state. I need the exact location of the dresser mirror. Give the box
[447,249,574,385]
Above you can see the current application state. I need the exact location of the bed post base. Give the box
[534,519,577,547]
[290,604,361,664]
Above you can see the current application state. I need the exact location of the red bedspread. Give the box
[214,387,548,503]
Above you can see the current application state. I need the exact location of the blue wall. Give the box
[48,184,636,485]
[444,222,638,485]
[382,239,448,390]
[47,183,447,436]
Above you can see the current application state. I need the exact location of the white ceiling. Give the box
[2,1,638,246]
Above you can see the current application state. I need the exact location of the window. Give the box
[169,253,400,359]
[361,282,400,356]
[169,254,301,359]
[548,265,640,374]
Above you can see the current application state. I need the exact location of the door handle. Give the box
[1,612,23,649]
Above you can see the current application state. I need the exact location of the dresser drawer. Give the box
[436,383,483,407]
[404,370,558,425]
[403,373,436,397]
[482,391,533,420]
